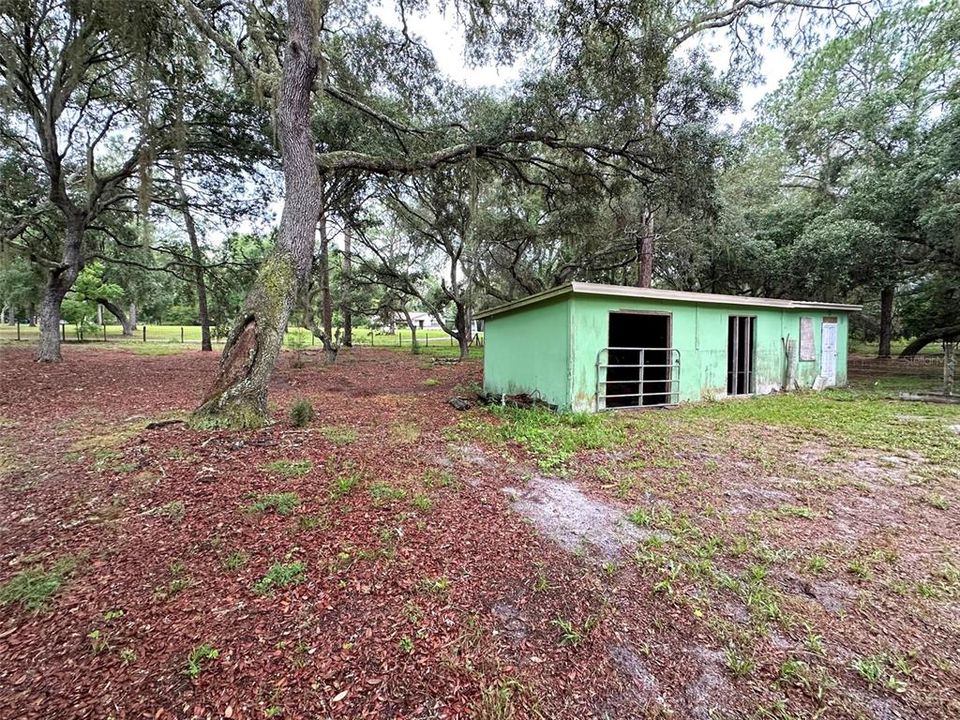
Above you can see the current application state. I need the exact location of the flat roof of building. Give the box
[474,282,862,320]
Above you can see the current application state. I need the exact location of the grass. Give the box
[329,464,363,499]
[0,556,77,612]
[319,426,358,445]
[145,500,186,523]
[184,644,219,679]
[262,459,312,477]
[679,390,960,465]
[460,406,625,471]
[222,551,248,571]
[369,482,407,506]
[253,562,307,595]
[244,492,302,516]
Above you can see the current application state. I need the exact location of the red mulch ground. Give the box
[2,345,957,720]
[0,346,684,719]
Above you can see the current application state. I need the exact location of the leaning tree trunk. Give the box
[37,220,84,362]
[129,302,137,330]
[195,0,322,424]
[878,285,895,358]
[98,297,135,335]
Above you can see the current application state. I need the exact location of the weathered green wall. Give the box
[482,292,850,412]
[482,296,572,407]
[569,295,849,411]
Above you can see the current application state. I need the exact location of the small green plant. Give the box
[552,617,582,646]
[422,467,458,489]
[262,460,312,477]
[411,493,433,512]
[777,504,818,519]
[299,514,329,531]
[391,421,421,443]
[423,378,441,387]
[329,465,363,499]
[473,678,522,720]
[184,643,219,679]
[103,608,125,621]
[399,636,415,653]
[852,655,884,685]
[253,562,307,595]
[222,551,248,572]
[244,492,302,515]
[925,493,949,510]
[0,555,77,612]
[320,425,358,445]
[156,560,191,598]
[724,644,755,676]
[552,617,585,646]
[263,706,283,718]
[628,507,654,527]
[369,482,407,506]
[145,500,186,523]
[119,647,137,665]
[88,628,110,654]
[805,555,829,575]
[420,576,450,594]
[289,399,314,427]
[847,559,871,580]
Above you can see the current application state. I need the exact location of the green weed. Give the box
[253,562,306,595]
[262,460,312,477]
[184,643,219,679]
[0,556,77,612]
[244,492,301,516]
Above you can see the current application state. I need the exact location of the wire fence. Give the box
[0,322,484,349]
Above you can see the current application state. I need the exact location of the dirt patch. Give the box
[503,475,647,561]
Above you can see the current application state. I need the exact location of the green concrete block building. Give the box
[475,283,860,412]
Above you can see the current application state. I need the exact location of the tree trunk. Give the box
[98,297,135,335]
[195,0,322,424]
[318,213,333,341]
[341,223,352,346]
[878,285,894,358]
[455,302,469,360]
[129,302,137,330]
[175,156,211,351]
[638,208,654,288]
[6,304,16,325]
[944,342,956,396]
[37,220,83,362]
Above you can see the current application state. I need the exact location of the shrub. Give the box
[290,399,314,427]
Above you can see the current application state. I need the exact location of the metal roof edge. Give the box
[475,282,862,319]
[473,283,575,319]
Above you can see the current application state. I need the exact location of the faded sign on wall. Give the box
[799,317,815,361]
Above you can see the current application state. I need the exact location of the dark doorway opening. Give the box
[606,312,671,407]
[727,316,756,395]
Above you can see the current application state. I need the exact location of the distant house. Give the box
[476,282,860,412]
[402,311,441,330]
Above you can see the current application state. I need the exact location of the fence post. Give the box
[399,332,402,346]
[181,326,184,343]
[425,334,429,347]
[450,335,453,346]
[16,322,20,341]
[103,324,107,341]
[61,324,66,342]
[143,325,146,342]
